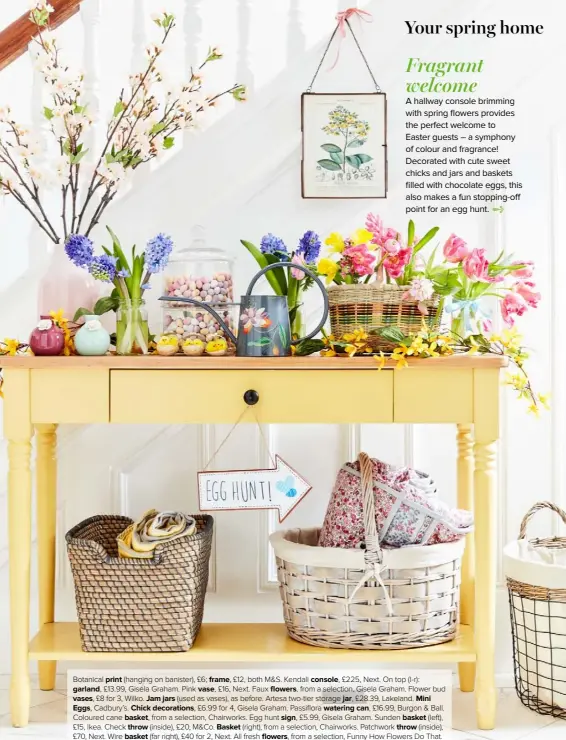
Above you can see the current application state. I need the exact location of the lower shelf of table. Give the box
[29,623,475,662]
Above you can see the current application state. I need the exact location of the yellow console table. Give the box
[1,354,504,729]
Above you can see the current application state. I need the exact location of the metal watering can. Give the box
[159,263,329,357]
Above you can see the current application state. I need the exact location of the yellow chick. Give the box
[156,335,179,356]
[182,336,205,356]
[205,337,228,356]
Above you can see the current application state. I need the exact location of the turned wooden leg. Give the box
[457,424,475,692]
[8,436,33,727]
[36,424,58,691]
[474,438,497,729]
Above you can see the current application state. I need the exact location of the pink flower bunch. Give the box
[342,244,376,277]
[365,212,413,279]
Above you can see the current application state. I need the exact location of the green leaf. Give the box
[425,245,438,274]
[263,253,288,295]
[62,139,72,155]
[70,149,88,164]
[106,226,133,294]
[320,143,342,154]
[347,139,364,148]
[240,240,283,296]
[294,338,325,356]
[43,107,54,121]
[345,153,373,169]
[93,296,120,315]
[329,151,342,165]
[317,158,342,171]
[408,220,415,248]
[377,326,407,343]
[150,122,167,136]
[113,101,126,117]
[413,227,440,255]
[163,136,175,149]
[248,338,272,347]
[278,324,288,348]
[73,307,92,322]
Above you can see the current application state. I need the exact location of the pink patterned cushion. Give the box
[318,458,473,549]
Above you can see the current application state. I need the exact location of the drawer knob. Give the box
[243,389,260,406]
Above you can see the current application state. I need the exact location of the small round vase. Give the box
[29,316,65,356]
[74,315,111,356]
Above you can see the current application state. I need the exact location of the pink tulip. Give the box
[383,238,401,255]
[463,247,490,280]
[383,247,412,279]
[291,253,306,280]
[514,280,540,308]
[443,234,470,263]
[511,260,534,279]
[501,292,528,326]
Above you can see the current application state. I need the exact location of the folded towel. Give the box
[117,509,197,559]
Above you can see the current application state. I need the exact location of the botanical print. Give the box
[316,105,375,183]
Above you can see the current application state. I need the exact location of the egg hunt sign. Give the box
[198,456,311,522]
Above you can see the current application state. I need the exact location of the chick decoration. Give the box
[155,335,180,356]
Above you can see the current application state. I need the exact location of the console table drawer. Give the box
[31,369,110,423]
[110,370,393,424]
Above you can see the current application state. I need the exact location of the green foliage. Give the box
[320,143,342,153]
[345,153,372,169]
[240,240,284,296]
[317,158,342,171]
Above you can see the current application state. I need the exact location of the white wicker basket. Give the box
[270,453,465,650]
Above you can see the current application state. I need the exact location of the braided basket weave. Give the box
[66,514,213,652]
[270,453,464,650]
[328,283,442,350]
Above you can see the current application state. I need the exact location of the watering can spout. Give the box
[158,296,238,344]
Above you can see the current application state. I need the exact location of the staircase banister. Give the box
[0,0,82,72]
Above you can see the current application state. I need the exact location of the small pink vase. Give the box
[38,246,99,320]
[29,316,65,356]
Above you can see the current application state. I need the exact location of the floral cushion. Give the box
[318,458,473,549]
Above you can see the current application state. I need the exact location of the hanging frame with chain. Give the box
[301,18,388,199]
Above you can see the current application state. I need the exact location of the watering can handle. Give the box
[157,297,238,344]
[245,262,329,344]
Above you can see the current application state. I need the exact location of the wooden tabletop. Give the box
[0,354,508,370]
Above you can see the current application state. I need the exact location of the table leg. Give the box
[457,424,475,692]
[36,423,58,691]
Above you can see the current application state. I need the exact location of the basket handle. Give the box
[519,501,566,540]
[359,452,383,565]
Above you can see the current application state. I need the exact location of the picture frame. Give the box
[301,92,387,199]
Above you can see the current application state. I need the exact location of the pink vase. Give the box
[29,316,65,356]
[38,246,99,320]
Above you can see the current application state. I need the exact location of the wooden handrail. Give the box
[0,0,82,72]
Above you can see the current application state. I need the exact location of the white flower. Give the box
[97,160,126,185]
[53,155,70,185]
[406,277,434,302]
[27,165,45,183]
[0,105,11,121]
[29,1,54,12]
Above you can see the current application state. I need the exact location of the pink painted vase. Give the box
[29,316,65,356]
[38,246,99,320]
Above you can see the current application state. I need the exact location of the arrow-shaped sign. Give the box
[198,456,311,522]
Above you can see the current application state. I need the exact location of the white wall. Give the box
[0,0,565,684]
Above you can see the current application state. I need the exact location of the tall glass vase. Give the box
[116,298,149,355]
[38,244,99,319]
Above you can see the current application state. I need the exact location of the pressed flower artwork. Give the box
[302,93,387,199]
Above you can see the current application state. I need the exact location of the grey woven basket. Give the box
[66,514,213,652]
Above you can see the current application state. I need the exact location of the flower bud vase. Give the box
[116,299,149,355]
[29,316,65,356]
[38,245,99,320]
[74,315,111,356]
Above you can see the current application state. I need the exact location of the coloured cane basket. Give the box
[270,453,464,649]
[504,502,566,717]
[66,514,213,652]
[328,283,442,350]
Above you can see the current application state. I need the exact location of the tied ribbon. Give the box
[348,534,393,616]
[445,297,490,335]
[329,7,373,70]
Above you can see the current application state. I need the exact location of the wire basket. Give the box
[327,283,443,350]
[505,502,566,718]
[270,452,464,650]
[66,514,213,652]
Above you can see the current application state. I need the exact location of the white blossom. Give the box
[29,1,54,11]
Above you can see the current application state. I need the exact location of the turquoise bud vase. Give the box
[74,315,111,356]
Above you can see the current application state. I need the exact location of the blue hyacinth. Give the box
[296,230,321,263]
[145,233,174,274]
[89,254,117,283]
[65,234,94,268]
[260,233,288,258]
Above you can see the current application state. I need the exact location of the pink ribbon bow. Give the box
[330,7,373,69]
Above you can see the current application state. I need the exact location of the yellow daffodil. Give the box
[317,257,339,285]
[324,232,345,253]
[2,338,20,356]
[350,228,375,247]
[375,351,387,370]
[320,348,337,357]
[538,393,550,410]
[49,309,66,327]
